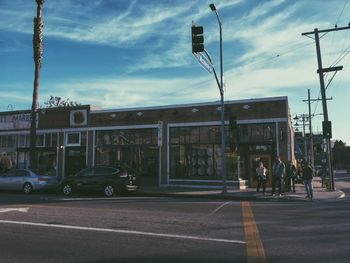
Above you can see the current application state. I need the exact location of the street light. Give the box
[294,114,308,163]
[209,3,226,193]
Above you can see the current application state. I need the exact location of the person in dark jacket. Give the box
[271,156,285,196]
[285,160,297,192]
[302,162,314,200]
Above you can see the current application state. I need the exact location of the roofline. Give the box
[91,96,288,114]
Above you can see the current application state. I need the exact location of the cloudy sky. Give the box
[0,0,349,144]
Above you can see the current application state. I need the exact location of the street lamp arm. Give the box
[203,49,221,92]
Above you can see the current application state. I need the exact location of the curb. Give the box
[134,187,346,202]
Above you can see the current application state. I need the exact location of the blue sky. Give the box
[0,0,350,144]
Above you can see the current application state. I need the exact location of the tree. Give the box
[332,140,348,169]
[42,96,81,108]
[29,0,44,169]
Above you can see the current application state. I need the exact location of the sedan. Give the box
[61,165,138,197]
[0,168,59,194]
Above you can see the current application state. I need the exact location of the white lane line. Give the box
[209,201,232,216]
[0,219,245,245]
[56,197,170,201]
[0,208,29,213]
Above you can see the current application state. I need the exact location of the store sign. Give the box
[70,110,87,126]
[0,113,32,130]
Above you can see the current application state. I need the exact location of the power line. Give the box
[331,44,350,67]
[335,0,349,25]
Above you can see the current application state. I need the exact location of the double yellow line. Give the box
[242,201,266,263]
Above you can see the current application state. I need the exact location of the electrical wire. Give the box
[335,0,349,25]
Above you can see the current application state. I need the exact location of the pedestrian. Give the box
[302,161,314,200]
[285,160,297,192]
[271,156,285,196]
[256,161,268,194]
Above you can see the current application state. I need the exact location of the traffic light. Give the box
[191,26,204,53]
[322,121,332,139]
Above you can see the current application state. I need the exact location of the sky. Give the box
[0,0,350,144]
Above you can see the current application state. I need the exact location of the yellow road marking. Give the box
[242,201,266,263]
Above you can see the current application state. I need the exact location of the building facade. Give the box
[0,96,294,189]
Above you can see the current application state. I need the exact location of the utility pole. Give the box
[302,23,350,191]
[302,92,331,169]
[29,0,44,169]
[293,114,309,162]
[307,89,314,168]
[302,115,307,162]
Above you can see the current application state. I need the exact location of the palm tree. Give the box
[29,0,44,169]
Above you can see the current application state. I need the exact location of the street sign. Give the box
[193,52,213,74]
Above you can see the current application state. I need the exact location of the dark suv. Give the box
[61,166,138,197]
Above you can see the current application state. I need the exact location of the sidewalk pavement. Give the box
[135,177,346,201]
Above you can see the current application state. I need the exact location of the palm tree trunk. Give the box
[29,0,44,169]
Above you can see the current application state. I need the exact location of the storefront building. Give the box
[0,96,294,189]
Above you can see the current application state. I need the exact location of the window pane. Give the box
[52,133,58,147]
[36,134,44,147]
[81,132,87,146]
[67,133,80,145]
[45,134,52,147]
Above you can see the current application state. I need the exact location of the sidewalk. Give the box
[135,177,346,201]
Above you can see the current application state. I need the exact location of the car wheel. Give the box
[62,183,73,196]
[23,183,33,194]
[104,184,115,197]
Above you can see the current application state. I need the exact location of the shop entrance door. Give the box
[65,147,86,177]
[249,154,272,187]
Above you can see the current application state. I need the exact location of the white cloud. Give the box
[38,75,214,109]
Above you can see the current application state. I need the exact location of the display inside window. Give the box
[170,126,231,180]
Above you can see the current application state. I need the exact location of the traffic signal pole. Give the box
[210,4,226,193]
[192,4,227,193]
[302,23,350,191]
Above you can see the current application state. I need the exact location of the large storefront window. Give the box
[170,126,232,180]
[0,135,16,148]
[239,123,275,142]
[15,132,58,174]
[95,129,159,186]
[170,124,276,181]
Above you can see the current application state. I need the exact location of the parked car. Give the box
[0,168,59,194]
[61,165,138,197]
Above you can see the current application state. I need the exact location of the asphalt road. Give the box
[0,171,349,263]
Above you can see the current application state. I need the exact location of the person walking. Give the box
[271,156,285,196]
[285,160,297,192]
[256,161,268,194]
[302,161,314,200]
